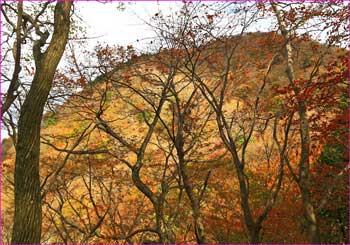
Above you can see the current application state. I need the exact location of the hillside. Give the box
[2,32,348,244]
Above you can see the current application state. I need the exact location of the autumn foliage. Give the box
[1,2,349,244]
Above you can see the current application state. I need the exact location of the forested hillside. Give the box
[1,2,348,244]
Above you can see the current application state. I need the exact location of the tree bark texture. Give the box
[11,2,72,244]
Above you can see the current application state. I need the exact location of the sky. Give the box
[75,1,182,50]
[1,1,273,140]
[1,2,183,140]
[76,2,273,49]
[3,2,346,141]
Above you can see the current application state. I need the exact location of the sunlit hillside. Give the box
[2,30,348,244]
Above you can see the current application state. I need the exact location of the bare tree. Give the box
[149,3,291,243]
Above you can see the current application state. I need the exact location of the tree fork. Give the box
[11,2,72,243]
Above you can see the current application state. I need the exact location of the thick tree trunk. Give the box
[11,2,72,244]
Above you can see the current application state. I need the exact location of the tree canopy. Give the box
[1,1,349,244]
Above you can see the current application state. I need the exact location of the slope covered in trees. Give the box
[1,2,348,244]
[2,31,348,244]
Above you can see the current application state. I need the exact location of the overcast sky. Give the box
[1,1,273,140]
[76,2,273,49]
[1,2,183,140]
[76,1,182,49]
[1,2,346,141]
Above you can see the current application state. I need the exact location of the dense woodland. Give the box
[1,1,349,244]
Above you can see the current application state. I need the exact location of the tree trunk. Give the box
[301,187,320,243]
[131,166,174,243]
[236,166,261,244]
[178,159,206,244]
[175,112,206,244]
[155,202,175,244]
[271,3,320,243]
[11,2,72,244]
[299,105,320,243]
[248,228,261,244]
[193,214,206,244]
